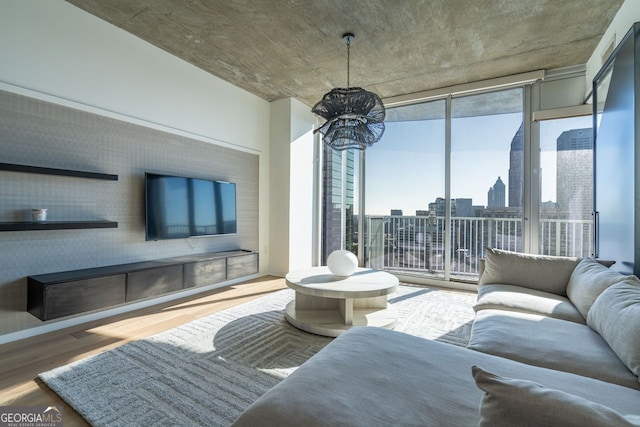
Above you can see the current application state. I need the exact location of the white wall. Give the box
[585,0,640,94]
[269,99,292,276]
[0,1,269,149]
[0,0,273,274]
[269,98,317,276]
[288,99,316,271]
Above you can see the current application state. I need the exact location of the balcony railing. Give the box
[365,215,593,281]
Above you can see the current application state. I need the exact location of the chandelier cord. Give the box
[346,37,350,89]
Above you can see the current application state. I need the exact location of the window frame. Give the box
[316,71,593,285]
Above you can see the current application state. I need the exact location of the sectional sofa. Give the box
[232,249,640,426]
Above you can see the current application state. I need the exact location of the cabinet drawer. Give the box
[185,258,226,287]
[45,274,126,320]
[227,253,258,279]
[126,265,183,301]
[26,251,258,321]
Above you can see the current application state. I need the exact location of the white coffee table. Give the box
[284,266,399,337]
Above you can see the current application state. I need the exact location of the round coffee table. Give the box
[284,266,399,337]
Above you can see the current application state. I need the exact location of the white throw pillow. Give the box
[472,365,640,427]
[479,248,579,295]
[566,258,640,319]
[587,281,640,381]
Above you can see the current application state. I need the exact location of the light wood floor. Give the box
[0,275,287,426]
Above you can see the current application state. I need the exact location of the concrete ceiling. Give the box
[66,0,624,107]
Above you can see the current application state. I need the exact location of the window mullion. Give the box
[358,149,365,266]
[340,150,346,249]
[444,95,452,280]
[524,84,539,254]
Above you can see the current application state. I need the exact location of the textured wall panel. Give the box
[0,90,259,335]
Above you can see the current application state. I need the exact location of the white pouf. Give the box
[327,250,358,276]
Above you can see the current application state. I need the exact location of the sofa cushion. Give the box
[468,309,639,389]
[567,258,640,319]
[479,248,579,295]
[232,328,640,427]
[475,283,585,324]
[472,366,640,427]
[588,281,640,382]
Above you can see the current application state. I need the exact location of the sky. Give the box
[365,113,519,216]
[364,113,593,216]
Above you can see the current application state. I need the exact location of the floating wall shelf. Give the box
[0,163,119,231]
[0,221,118,232]
[0,162,118,180]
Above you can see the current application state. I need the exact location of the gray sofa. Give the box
[470,248,640,389]
[232,249,640,426]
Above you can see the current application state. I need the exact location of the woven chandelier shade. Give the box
[312,33,385,151]
[312,87,385,150]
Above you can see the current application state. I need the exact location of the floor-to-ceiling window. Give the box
[450,89,524,279]
[357,88,525,281]
[364,100,446,277]
[538,115,593,257]
[320,82,593,283]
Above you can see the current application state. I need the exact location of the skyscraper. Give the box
[322,145,355,261]
[455,198,473,217]
[428,197,447,216]
[556,128,592,220]
[508,123,524,207]
[487,176,506,208]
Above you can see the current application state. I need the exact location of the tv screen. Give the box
[145,173,237,240]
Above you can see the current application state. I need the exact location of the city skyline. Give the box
[365,113,519,216]
[365,114,593,216]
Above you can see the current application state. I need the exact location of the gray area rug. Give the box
[39,285,476,426]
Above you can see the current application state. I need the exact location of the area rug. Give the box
[39,285,476,426]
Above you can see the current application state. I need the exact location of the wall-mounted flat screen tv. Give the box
[145,173,237,240]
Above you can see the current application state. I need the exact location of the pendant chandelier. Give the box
[312,33,385,151]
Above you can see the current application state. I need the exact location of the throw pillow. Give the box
[472,365,640,427]
[479,248,580,295]
[566,258,640,319]
[587,281,640,380]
